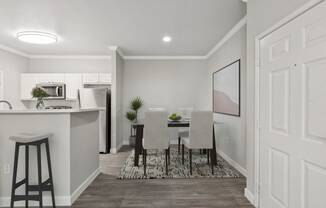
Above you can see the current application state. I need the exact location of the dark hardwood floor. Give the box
[70,146,254,208]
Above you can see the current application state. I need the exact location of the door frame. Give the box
[253,0,324,207]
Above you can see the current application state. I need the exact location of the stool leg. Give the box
[25,145,29,208]
[10,143,20,208]
[37,144,43,208]
[45,139,56,208]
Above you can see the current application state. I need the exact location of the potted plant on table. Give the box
[31,87,49,110]
[125,97,143,146]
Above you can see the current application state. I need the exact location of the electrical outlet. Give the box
[4,164,11,174]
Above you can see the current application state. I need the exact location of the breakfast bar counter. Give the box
[0,108,102,207]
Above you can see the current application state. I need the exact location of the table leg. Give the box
[134,125,143,167]
[211,125,217,165]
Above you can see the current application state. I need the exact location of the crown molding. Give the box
[29,55,111,60]
[0,44,29,58]
[206,15,247,58]
[123,55,207,60]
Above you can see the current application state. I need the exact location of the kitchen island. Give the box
[0,108,103,207]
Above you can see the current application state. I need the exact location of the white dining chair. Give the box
[143,111,170,175]
[181,111,214,175]
[177,107,193,153]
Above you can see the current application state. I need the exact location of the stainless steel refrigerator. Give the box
[78,86,111,153]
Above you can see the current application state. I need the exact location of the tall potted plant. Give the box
[125,97,143,146]
[31,87,49,110]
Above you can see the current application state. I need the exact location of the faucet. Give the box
[0,100,13,109]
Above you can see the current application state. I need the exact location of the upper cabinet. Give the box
[83,73,112,84]
[82,73,99,84]
[99,73,112,84]
[21,74,37,100]
[64,74,83,100]
[21,73,111,100]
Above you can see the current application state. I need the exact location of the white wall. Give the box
[29,58,111,73]
[206,26,247,173]
[122,59,207,143]
[246,0,312,194]
[0,49,29,109]
[110,50,124,152]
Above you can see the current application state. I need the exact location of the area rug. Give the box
[118,146,243,179]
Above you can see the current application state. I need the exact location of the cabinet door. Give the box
[65,74,82,100]
[99,73,112,84]
[21,74,38,100]
[83,73,99,84]
[37,73,65,83]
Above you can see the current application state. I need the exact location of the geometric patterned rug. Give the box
[118,146,243,179]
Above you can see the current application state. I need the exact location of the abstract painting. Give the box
[213,60,240,116]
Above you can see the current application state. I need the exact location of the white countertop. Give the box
[0,107,105,114]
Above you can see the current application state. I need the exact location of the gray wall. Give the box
[122,59,207,143]
[246,0,312,194]
[29,58,111,73]
[110,51,124,152]
[0,49,29,108]
[207,26,247,172]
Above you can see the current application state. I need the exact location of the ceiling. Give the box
[0,0,246,56]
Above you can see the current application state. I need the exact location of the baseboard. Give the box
[0,169,100,207]
[244,188,256,206]
[216,148,247,177]
[70,168,100,204]
[110,142,123,154]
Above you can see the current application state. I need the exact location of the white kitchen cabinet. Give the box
[21,74,38,100]
[83,73,99,84]
[99,73,112,84]
[64,74,83,100]
[83,73,111,84]
[37,73,65,83]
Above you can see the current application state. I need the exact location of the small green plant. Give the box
[129,96,143,122]
[31,87,49,109]
[31,87,49,98]
[126,111,137,122]
[169,113,182,121]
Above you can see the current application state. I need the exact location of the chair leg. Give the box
[37,144,43,208]
[10,143,20,208]
[210,149,214,175]
[178,137,181,154]
[168,147,170,165]
[25,145,29,208]
[182,144,185,165]
[45,139,56,208]
[143,149,147,176]
[142,149,145,165]
[165,149,168,175]
[207,149,210,164]
[189,149,192,175]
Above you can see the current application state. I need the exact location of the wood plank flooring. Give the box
[71,146,254,208]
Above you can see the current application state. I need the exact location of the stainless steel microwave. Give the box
[36,83,66,100]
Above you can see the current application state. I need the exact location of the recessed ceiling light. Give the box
[162,36,172,43]
[17,31,58,44]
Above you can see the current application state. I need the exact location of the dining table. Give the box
[132,120,218,167]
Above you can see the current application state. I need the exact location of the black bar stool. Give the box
[9,133,56,208]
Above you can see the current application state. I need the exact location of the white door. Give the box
[259,1,326,208]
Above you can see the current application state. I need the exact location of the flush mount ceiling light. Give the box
[16,31,58,44]
[162,36,172,43]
